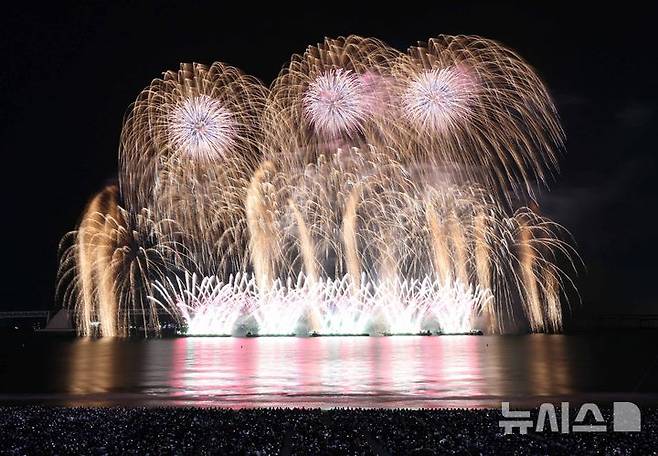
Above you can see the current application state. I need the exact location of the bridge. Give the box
[0,311,52,323]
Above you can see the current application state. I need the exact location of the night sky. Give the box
[2,3,656,323]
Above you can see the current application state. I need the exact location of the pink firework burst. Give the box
[303,69,369,137]
[168,95,237,160]
[403,66,477,133]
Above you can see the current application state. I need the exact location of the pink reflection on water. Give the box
[167,336,492,408]
[170,337,260,400]
[169,337,186,396]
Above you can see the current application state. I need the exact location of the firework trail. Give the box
[58,185,122,336]
[59,35,578,336]
[57,185,189,336]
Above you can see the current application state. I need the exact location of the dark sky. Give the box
[2,3,656,322]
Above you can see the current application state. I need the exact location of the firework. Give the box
[57,185,189,336]
[401,67,477,134]
[151,272,488,336]
[242,147,575,334]
[261,36,400,166]
[167,95,238,161]
[59,35,578,337]
[388,36,564,199]
[119,62,268,274]
[302,69,370,137]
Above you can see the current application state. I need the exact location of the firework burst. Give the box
[303,69,370,137]
[262,36,400,165]
[59,34,578,337]
[119,62,267,274]
[389,35,564,199]
[167,95,237,160]
[402,67,477,133]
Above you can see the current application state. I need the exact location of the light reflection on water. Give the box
[1,334,657,408]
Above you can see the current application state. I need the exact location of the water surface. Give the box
[1,333,656,408]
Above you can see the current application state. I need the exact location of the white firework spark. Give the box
[151,273,487,336]
[403,67,476,133]
[303,69,369,137]
[168,95,237,160]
